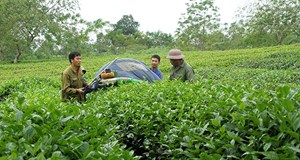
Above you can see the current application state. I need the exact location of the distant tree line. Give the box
[1,0,300,63]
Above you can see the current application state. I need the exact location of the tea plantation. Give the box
[0,44,300,159]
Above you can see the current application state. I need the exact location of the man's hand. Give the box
[76,88,84,93]
[86,84,92,89]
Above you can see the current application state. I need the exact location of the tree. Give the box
[94,32,111,53]
[104,15,142,54]
[241,0,300,46]
[175,0,221,50]
[223,21,248,49]
[85,19,110,53]
[143,31,174,48]
[0,0,80,63]
[114,15,140,35]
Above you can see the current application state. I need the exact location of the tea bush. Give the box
[0,78,138,159]
[1,44,300,159]
[87,80,300,159]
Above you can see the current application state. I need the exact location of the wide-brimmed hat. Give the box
[167,49,184,59]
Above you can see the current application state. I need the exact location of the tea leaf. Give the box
[23,125,35,140]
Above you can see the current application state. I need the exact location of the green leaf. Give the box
[256,103,266,112]
[15,110,23,122]
[17,95,25,106]
[282,99,294,111]
[51,151,63,159]
[238,102,246,110]
[288,146,300,153]
[23,125,35,140]
[291,117,300,131]
[261,151,278,159]
[24,143,35,155]
[79,142,90,153]
[263,143,271,151]
[31,113,44,122]
[183,150,195,158]
[211,119,221,127]
[211,114,222,127]
[60,115,73,123]
[37,152,46,160]
[220,126,226,133]
[286,130,299,141]
[6,142,16,152]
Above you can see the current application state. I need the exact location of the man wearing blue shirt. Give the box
[150,54,163,79]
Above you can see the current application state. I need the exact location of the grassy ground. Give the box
[1,43,300,86]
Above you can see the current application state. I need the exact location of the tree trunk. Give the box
[13,49,22,63]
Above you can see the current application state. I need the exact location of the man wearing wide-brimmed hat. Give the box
[167,49,194,83]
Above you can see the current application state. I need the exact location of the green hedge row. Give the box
[90,80,300,159]
[2,77,298,159]
[0,78,137,159]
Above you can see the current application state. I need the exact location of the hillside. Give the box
[1,44,300,86]
[0,45,300,159]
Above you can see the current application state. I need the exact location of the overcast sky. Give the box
[79,0,246,35]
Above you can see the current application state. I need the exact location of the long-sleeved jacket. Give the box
[61,66,88,102]
[169,61,194,83]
